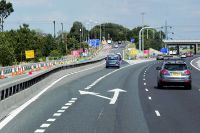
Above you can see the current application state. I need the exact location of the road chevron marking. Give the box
[79,89,127,105]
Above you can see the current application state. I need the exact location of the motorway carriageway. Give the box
[0,56,200,133]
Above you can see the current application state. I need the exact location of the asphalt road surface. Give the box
[1,55,200,133]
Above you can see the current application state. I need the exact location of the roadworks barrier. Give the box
[0,57,105,120]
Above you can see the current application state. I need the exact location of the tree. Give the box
[0,32,15,66]
[0,0,14,32]
[68,21,87,42]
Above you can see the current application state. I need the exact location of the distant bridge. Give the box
[163,40,200,54]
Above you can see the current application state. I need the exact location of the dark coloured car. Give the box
[156,54,164,60]
[156,61,192,89]
[105,54,121,68]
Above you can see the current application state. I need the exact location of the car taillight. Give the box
[160,69,170,75]
[184,70,191,75]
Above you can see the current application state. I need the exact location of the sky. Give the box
[5,0,200,39]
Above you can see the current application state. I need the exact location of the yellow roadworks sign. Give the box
[25,50,35,59]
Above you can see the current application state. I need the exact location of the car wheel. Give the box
[185,84,192,90]
[157,82,163,89]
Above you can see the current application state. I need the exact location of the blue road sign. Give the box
[131,38,135,43]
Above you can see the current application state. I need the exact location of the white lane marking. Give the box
[57,110,65,113]
[0,62,105,130]
[84,86,91,90]
[144,83,146,85]
[155,110,161,117]
[53,113,62,117]
[143,78,146,81]
[84,60,152,91]
[68,100,75,103]
[145,88,149,92]
[198,89,200,92]
[108,89,127,104]
[65,103,72,106]
[148,96,152,100]
[61,106,69,110]
[190,57,200,71]
[47,118,56,122]
[97,108,104,120]
[40,123,50,128]
[35,129,45,133]
[71,98,77,101]
[144,74,146,77]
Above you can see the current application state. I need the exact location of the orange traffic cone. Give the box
[22,66,25,74]
[12,66,15,76]
[1,69,5,79]
[43,63,47,70]
[31,65,35,72]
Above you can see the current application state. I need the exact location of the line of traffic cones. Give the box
[1,69,5,79]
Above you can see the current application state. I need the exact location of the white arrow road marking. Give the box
[79,88,127,105]
[108,89,127,104]
[79,90,111,100]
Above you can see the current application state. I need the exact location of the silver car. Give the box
[156,61,192,89]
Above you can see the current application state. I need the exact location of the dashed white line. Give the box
[61,106,69,110]
[145,88,149,92]
[47,118,56,122]
[35,129,45,133]
[155,110,161,117]
[40,123,50,128]
[65,103,72,106]
[0,63,105,130]
[143,78,146,81]
[144,83,146,85]
[57,110,65,113]
[71,98,77,100]
[68,100,75,103]
[148,96,152,100]
[53,113,62,117]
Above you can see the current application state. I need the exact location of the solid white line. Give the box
[47,118,56,122]
[57,110,65,113]
[53,113,62,117]
[148,96,152,100]
[61,106,69,110]
[155,110,161,116]
[71,98,77,101]
[40,123,50,128]
[145,88,149,92]
[65,103,72,106]
[35,129,45,133]
[68,100,75,103]
[190,57,200,71]
[0,63,105,130]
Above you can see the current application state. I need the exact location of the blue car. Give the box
[105,54,121,68]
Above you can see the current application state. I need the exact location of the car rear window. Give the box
[164,64,187,71]
[108,56,118,60]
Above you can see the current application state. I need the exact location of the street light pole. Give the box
[53,20,56,38]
